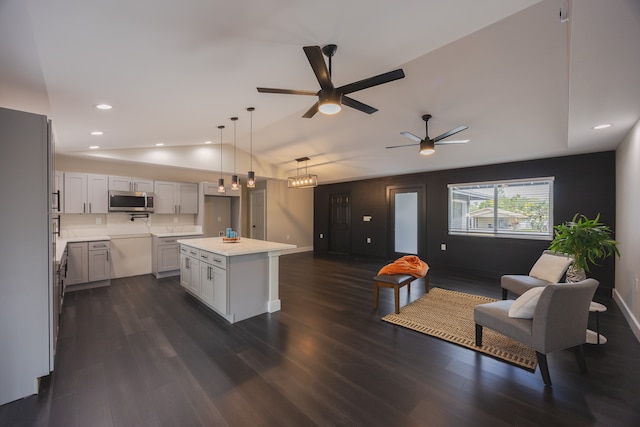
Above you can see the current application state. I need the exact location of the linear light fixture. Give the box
[287,157,318,188]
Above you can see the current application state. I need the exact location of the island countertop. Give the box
[177,237,296,257]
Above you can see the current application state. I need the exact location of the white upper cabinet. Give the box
[108,175,154,192]
[64,173,108,214]
[153,181,198,214]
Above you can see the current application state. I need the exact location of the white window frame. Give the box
[448,177,554,240]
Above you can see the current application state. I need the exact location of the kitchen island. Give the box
[177,237,296,323]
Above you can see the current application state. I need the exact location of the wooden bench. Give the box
[373,272,429,314]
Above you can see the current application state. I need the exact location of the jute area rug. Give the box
[382,287,537,371]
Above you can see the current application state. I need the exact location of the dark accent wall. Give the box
[314,152,616,290]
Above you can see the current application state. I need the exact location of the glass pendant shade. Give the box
[231,174,239,190]
[247,170,255,188]
[218,178,225,193]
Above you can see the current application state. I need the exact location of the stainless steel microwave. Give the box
[108,190,154,212]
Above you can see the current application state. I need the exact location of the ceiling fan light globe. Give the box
[319,100,341,115]
[318,91,342,115]
[419,139,435,155]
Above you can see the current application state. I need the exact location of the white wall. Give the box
[266,180,314,252]
[615,118,640,342]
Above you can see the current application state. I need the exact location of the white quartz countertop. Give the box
[152,231,204,238]
[177,237,296,257]
[56,236,111,262]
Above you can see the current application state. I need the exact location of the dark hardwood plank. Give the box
[2,252,640,426]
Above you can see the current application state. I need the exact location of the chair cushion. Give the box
[508,287,545,319]
[529,253,572,283]
[474,300,534,345]
[373,274,415,285]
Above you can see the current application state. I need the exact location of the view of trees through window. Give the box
[448,178,553,239]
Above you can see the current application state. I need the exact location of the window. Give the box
[448,177,554,239]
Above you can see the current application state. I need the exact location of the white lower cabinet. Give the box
[88,241,110,282]
[65,242,88,285]
[65,240,111,291]
[199,251,227,315]
[180,246,228,317]
[180,246,200,293]
[153,234,203,278]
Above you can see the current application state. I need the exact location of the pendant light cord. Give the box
[218,125,224,179]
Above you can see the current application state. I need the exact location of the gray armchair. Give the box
[474,279,599,386]
[501,250,573,299]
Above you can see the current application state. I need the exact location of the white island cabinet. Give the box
[177,237,295,323]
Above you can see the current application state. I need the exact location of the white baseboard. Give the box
[613,289,640,343]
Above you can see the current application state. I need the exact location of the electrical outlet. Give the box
[96,217,102,225]
[441,243,447,251]
[366,237,371,244]
[173,217,178,223]
[320,233,324,239]
[286,235,290,240]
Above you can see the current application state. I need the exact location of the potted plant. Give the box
[548,213,620,282]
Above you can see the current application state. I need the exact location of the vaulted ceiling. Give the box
[1,0,638,183]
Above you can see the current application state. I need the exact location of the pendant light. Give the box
[246,107,256,188]
[217,125,225,193]
[287,157,318,188]
[230,116,239,190]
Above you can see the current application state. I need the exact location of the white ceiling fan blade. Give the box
[385,142,420,149]
[400,131,423,143]
[435,139,470,145]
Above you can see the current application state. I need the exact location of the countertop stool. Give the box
[586,301,607,345]
[373,272,429,314]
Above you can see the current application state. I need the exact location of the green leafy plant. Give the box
[548,213,620,272]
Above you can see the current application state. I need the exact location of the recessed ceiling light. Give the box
[204,140,212,144]
[89,145,100,149]
[155,143,164,146]
[94,104,112,110]
[90,131,103,136]
[593,123,612,130]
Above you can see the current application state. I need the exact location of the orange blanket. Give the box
[377,255,429,278]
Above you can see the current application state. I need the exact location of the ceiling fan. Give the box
[257,44,405,118]
[386,114,469,155]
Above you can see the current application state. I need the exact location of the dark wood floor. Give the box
[2,252,640,426]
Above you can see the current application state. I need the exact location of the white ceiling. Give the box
[1,0,639,183]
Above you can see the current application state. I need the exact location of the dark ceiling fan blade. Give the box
[303,46,333,91]
[400,131,423,143]
[385,142,420,149]
[432,125,468,142]
[342,96,378,114]
[256,87,317,96]
[302,102,319,118]
[336,69,405,95]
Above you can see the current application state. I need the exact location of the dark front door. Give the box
[329,193,350,254]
